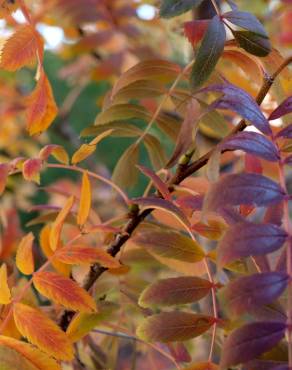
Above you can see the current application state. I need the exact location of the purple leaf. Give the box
[198,83,271,134]
[276,123,292,139]
[218,206,245,225]
[223,11,268,37]
[220,132,279,161]
[232,30,271,57]
[191,15,226,90]
[284,155,292,166]
[205,173,285,212]
[220,321,286,368]
[246,360,288,370]
[217,222,287,267]
[221,272,289,316]
[269,96,292,120]
[136,165,171,200]
[250,302,287,323]
[176,194,204,211]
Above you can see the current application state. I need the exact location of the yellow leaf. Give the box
[77,172,91,227]
[0,263,11,304]
[33,271,96,313]
[50,195,74,251]
[16,232,35,275]
[0,336,61,370]
[13,303,74,361]
[0,24,43,71]
[39,145,69,165]
[39,224,70,276]
[183,362,219,370]
[71,129,113,165]
[26,72,58,135]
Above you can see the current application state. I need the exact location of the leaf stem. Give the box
[210,0,221,16]
[46,163,130,205]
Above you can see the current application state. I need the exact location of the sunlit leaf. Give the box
[54,244,120,268]
[0,346,39,370]
[33,271,96,312]
[0,24,43,71]
[39,145,69,165]
[49,196,75,251]
[77,171,91,227]
[0,336,61,370]
[139,276,213,307]
[22,159,42,184]
[0,163,10,195]
[137,312,215,342]
[131,230,205,262]
[13,303,74,360]
[0,263,11,304]
[26,72,58,135]
[16,232,34,275]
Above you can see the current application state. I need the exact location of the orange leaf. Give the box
[26,72,58,135]
[33,271,96,313]
[49,196,74,251]
[16,232,35,275]
[0,263,11,304]
[39,145,69,164]
[0,163,10,195]
[0,336,61,370]
[22,158,42,184]
[0,24,43,71]
[55,244,120,268]
[0,0,19,18]
[13,303,74,361]
[39,225,70,276]
[77,172,91,227]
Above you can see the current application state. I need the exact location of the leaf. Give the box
[112,80,165,103]
[139,276,213,307]
[49,195,75,251]
[159,0,204,18]
[131,230,205,262]
[0,336,61,370]
[232,30,271,57]
[66,302,118,342]
[191,15,226,90]
[217,222,287,267]
[270,96,292,120]
[95,103,149,125]
[54,244,120,268]
[220,321,286,368]
[204,174,285,212]
[198,83,271,135]
[137,165,170,200]
[13,303,74,361]
[133,196,190,227]
[0,24,43,71]
[184,20,210,46]
[183,362,218,370]
[166,99,200,168]
[71,129,113,164]
[0,346,39,370]
[33,271,96,313]
[144,134,167,170]
[39,225,70,276]
[219,132,280,161]
[112,143,139,189]
[111,60,181,97]
[77,172,91,227]
[22,158,42,184]
[221,272,289,316]
[26,72,58,135]
[0,163,10,195]
[16,232,34,275]
[0,263,11,304]
[223,11,268,37]
[198,100,230,139]
[39,145,69,164]
[137,312,215,342]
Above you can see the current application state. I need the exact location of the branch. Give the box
[59,55,292,331]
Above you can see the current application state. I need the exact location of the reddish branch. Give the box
[59,55,292,331]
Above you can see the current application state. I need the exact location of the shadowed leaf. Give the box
[112,143,139,189]
[232,30,271,57]
[224,11,268,37]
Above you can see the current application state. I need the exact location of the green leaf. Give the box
[131,229,205,262]
[137,312,215,342]
[232,30,271,57]
[160,0,204,18]
[139,276,213,307]
[112,143,140,189]
[191,15,226,90]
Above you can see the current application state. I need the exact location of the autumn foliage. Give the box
[0,0,292,369]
